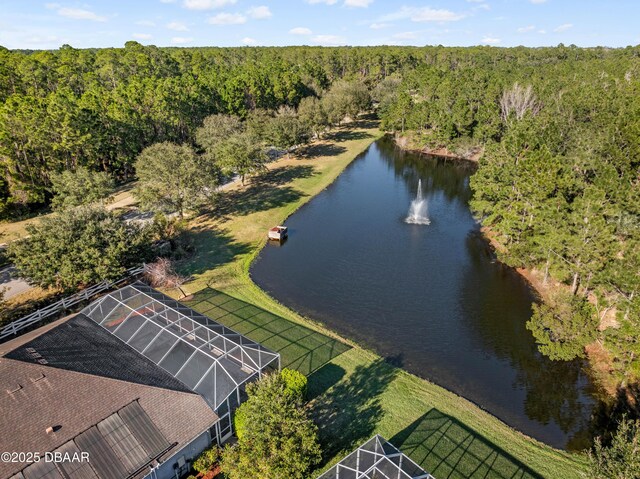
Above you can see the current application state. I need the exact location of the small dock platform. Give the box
[268,226,288,241]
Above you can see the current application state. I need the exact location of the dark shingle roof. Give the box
[0,358,218,478]
[4,314,191,393]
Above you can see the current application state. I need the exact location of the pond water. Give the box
[251,137,600,450]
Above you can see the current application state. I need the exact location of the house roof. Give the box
[4,314,191,394]
[0,282,279,477]
[0,358,217,478]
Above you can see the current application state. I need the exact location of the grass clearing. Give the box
[0,216,39,244]
[308,349,559,478]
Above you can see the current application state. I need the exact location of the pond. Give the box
[251,137,600,450]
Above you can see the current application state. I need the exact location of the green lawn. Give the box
[172,118,588,479]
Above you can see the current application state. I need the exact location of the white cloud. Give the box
[136,20,156,26]
[530,0,547,3]
[171,36,193,43]
[46,4,108,22]
[183,0,236,10]
[345,0,373,7]
[160,0,177,3]
[208,12,246,24]
[369,22,390,29]
[24,34,63,45]
[289,27,312,35]
[517,25,535,33]
[166,21,189,31]
[481,36,501,44]
[247,6,272,19]
[311,34,346,45]
[381,6,465,23]
[538,29,547,34]
[393,31,418,40]
[307,0,372,7]
[475,3,490,11]
[132,33,153,39]
[554,23,573,32]
[241,37,257,45]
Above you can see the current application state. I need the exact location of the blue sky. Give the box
[1,0,639,50]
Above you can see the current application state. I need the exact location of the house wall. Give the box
[142,384,254,479]
[143,428,212,479]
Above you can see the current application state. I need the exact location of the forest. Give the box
[374,44,640,405]
[0,42,638,420]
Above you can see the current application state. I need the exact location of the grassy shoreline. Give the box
[171,119,586,478]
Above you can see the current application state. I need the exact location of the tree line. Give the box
[0,42,406,216]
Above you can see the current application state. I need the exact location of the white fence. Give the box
[0,266,144,342]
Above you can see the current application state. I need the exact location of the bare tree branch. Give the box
[144,258,189,298]
[500,82,541,126]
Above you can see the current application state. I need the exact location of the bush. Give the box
[281,368,308,401]
[193,445,220,474]
[233,402,248,440]
[234,369,307,440]
[589,416,640,478]
[222,372,321,479]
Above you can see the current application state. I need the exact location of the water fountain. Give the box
[405,179,430,225]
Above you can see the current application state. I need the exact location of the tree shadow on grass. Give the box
[298,143,348,160]
[258,165,317,185]
[307,363,347,399]
[215,183,307,217]
[326,129,375,143]
[310,357,398,461]
[177,227,252,277]
[352,115,380,131]
[391,409,543,479]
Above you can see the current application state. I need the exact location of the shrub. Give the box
[589,416,640,478]
[193,445,221,474]
[0,247,8,268]
[281,368,308,401]
[233,369,307,441]
[233,402,248,440]
[222,372,321,479]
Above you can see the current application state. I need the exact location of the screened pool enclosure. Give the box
[317,435,433,479]
[80,282,280,414]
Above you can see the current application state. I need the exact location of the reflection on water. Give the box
[251,137,602,450]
